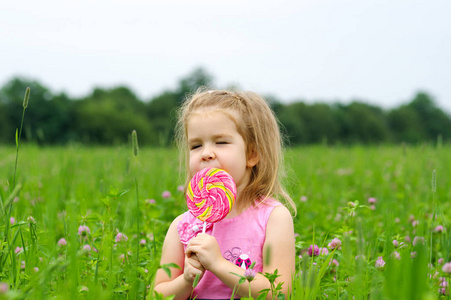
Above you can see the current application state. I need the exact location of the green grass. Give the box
[0,144,450,299]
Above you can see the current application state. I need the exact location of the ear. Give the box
[246,146,259,168]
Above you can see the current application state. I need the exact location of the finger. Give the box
[185,246,200,256]
[190,270,202,280]
[185,247,194,257]
[187,237,200,247]
[187,257,203,269]
[190,233,208,244]
[187,263,205,272]
[187,253,205,269]
[185,265,203,278]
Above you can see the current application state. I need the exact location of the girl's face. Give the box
[187,110,256,194]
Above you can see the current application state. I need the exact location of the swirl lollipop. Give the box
[186,168,236,232]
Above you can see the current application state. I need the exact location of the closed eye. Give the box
[216,141,228,145]
[190,144,201,150]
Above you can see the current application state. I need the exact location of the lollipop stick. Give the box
[202,222,207,233]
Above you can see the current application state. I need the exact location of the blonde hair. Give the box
[175,89,296,214]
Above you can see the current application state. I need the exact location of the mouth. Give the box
[200,163,222,170]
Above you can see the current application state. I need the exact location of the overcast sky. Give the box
[1,0,450,113]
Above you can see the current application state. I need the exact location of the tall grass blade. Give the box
[13,87,30,189]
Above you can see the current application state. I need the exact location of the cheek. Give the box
[189,157,196,170]
[189,153,203,172]
[188,154,195,169]
[227,156,248,179]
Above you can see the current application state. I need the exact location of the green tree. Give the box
[0,102,8,143]
[388,92,451,143]
[146,91,179,147]
[407,92,451,141]
[334,102,391,144]
[0,77,71,144]
[73,86,156,145]
[2,72,449,146]
[388,105,426,143]
[303,103,339,144]
[277,102,308,145]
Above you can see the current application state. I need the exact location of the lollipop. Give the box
[186,168,236,231]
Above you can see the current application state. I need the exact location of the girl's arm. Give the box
[261,205,296,295]
[154,215,204,300]
[186,205,295,299]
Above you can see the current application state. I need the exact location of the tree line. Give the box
[0,68,450,146]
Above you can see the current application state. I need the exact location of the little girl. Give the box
[154,89,296,299]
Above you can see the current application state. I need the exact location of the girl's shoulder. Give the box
[254,196,282,208]
[241,197,283,225]
[170,213,185,228]
[255,196,296,217]
[252,197,293,223]
[267,203,292,220]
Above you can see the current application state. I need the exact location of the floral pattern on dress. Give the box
[177,216,212,245]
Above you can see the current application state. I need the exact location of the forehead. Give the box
[187,108,240,128]
[187,110,237,133]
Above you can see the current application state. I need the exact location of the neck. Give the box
[228,169,252,217]
[226,196,251,218]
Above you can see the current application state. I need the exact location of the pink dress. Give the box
[177,198,281,300]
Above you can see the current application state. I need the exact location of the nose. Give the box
[201,146,215,161]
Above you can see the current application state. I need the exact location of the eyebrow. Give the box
[188,134,233,144]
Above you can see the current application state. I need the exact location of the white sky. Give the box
[1,0,450,113]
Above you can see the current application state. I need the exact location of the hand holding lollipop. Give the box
[186,168,236,232]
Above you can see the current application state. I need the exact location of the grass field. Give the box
[0,144,450,299]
